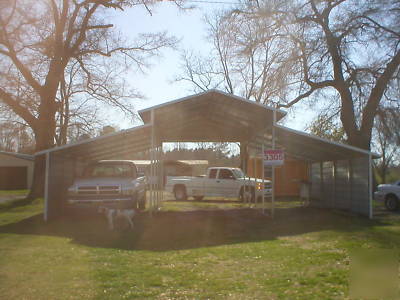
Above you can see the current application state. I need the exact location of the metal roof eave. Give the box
[0,151,34,161]
[274,124,380,159]
[35,123,153,157]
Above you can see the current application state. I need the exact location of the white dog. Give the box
[98,206,136,230]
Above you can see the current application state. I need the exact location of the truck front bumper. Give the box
[68,197,133,204]
[66,197,136,210]
[374,191,385,202]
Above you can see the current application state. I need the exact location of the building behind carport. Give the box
[0,151,34,190]
[133,160,209,177]
[37,89,378,221]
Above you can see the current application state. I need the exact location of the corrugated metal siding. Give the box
[335,160,351,210]
[310,158,370,216]
[311,162,321,201]
[322,161,334,208]
[47,153,76,219]
[350,157,370,215]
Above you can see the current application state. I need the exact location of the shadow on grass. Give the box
[0,205,391,251]
[164,199,241,204]
[0,197,34,210]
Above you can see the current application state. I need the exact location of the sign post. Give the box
[263,149,284,218]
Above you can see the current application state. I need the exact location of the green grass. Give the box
[0,189,28,196]
[0,196,400,299]
[0,190,31,210]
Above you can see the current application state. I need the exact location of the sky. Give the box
[106,1,315,131]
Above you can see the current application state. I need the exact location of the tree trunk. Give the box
[240,142,248,172]
[27,115,56,199]
[381,167,387,184]
[346,130,371,150]
[29,154,46,199]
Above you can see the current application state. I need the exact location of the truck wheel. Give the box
[174,185,187,201]
[193,196,204,201]
[385,195,399,211]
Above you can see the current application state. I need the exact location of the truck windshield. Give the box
[83,164,136,178]
[232,169,245,178]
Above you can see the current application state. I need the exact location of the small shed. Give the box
[0,151,34,190]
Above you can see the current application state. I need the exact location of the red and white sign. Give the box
[263,149,284,166]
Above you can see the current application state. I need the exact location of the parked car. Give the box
[165,167,272,202]
[67,160,146,210]
[374,180,400,211]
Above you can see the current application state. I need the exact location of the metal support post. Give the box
[262,143,265,214]
[44,152,50,221]
[150,110,155,216]
[253,155,257,208]
[368,153,373,219]
[160,145,164,203]
[271,108,276,218]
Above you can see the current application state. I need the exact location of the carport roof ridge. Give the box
[138,89,287,124]
[138,89,287,143]
[36,90,287,157]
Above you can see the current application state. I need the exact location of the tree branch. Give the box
[361,49,400,133]
[0,88,37,129]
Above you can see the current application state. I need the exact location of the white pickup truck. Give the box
[374,180,400,211]
[165,167,272,202]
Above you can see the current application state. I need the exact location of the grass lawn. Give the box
[0,195,399,299]
[0,190,30,210]
[0,189,28,196]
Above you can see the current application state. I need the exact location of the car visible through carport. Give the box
[67,160,147,210]
[166,167,272,202]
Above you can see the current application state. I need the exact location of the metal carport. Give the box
[37,89,378,220]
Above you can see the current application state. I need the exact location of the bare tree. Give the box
[54,58,139,146]
[373,107,400,183]
[181,0,400,149]
[0,0,177,197]
[176,10,292,104]
[243,0,400,149]
[0,122,17,152]
[0,121,34,153]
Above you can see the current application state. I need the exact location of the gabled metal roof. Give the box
[139,89,286,143]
